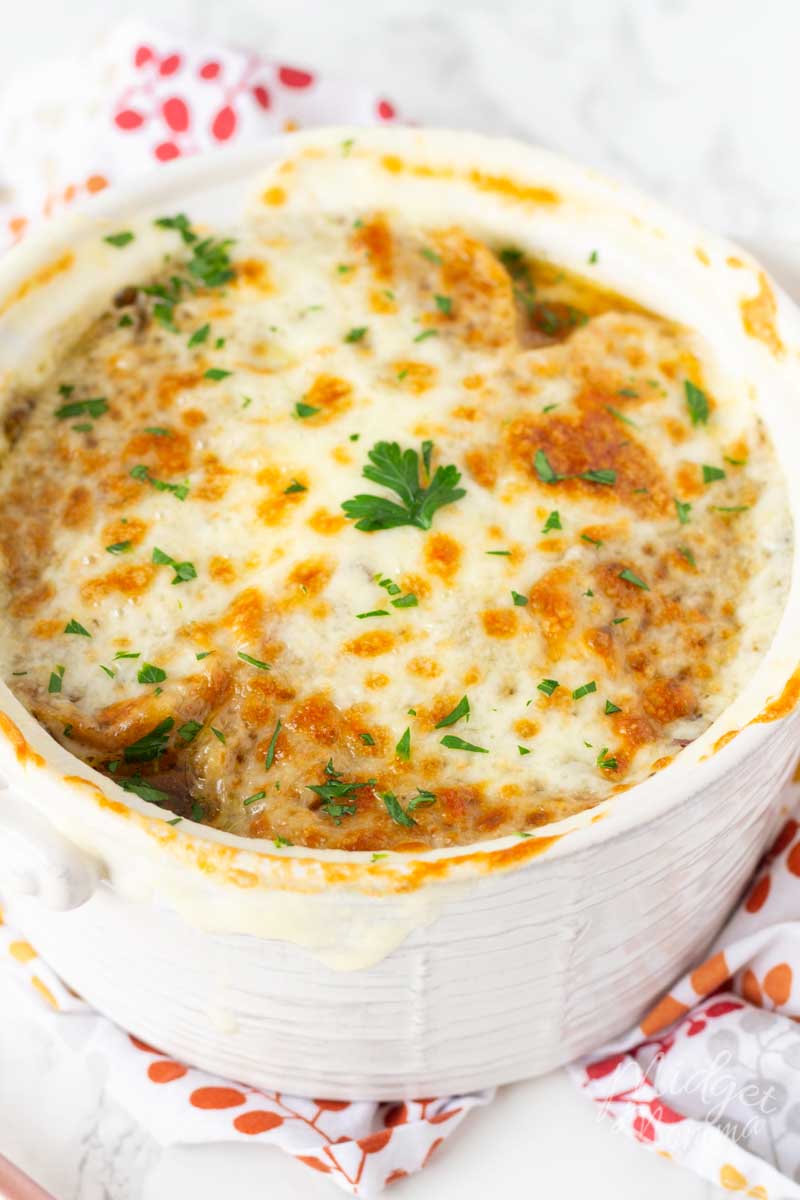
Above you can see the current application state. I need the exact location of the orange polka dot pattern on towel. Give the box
[573,764,800,1200]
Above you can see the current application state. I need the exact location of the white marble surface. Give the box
[1,1,799,1197]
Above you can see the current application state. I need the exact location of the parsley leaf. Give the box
[342,440,465,531]
[307,760,372,824]
[383,789,437,827]
[119,776,170,805]
[440,734,488,754]
[238,651,271,671]
[572,681,597,700]
[702,464,726,484]
[511,590,529,606]
[395,727,412,760]
[618,568,649,590]
[105,231,135,248]
[435,695,470,729]
[542,510,561,533]
[537,678,559,696]
[178,721,203,743]
[55,397,108,421]
[123,717,174,763]
[131,465,189,501]
[137,663,167,684]
[106,541,132,555]
[265,718,282,770]
[48,665,65,693]
[64,618,91,637]
[685,380,710,426]
[344,326,368,343]
[152,547,196,584]
[675,498,692,524]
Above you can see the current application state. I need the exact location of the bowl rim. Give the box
[0,125,799,884]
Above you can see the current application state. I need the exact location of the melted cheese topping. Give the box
[0,189,791,850]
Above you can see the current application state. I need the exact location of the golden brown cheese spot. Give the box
[481,609,518,638]
[465,447,498,489]
[345,630,397,657]
[182,408,207,428]
[527,566,576,660]
[432,227,517,348]
[741,271,784,356]
[508,397,670,518]
[285,556,335,598]
[641,677,696,724]
[209,556,236,584]
[235,258,273,292]
[352,215,394,281]
[222,588,267,645]
[424,532,462,582]
[305,373,353,420]
[123,428,192,474]
[307,508,347,535]
[407,656,442,679]
[62,485,93,529]
[8,583,55,618]
[81,563,156,603]
[102,516,148,548]
[195,453,233,502]
[514,718,539,738]
[32,618,64,639]
[391,360,438,393]
[156,371,204,407]
[369,288,396,314]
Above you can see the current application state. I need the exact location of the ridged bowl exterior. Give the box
[11,708,798,1099]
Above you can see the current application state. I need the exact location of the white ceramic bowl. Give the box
[1,128,799,1100]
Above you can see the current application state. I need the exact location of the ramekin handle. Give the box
[0,791,100,909]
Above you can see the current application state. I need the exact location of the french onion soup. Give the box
[0,156,791,851]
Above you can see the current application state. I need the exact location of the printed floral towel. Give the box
[0,18,397,254]
[2,18,800,1199]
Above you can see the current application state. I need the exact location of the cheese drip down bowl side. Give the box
[0,128,798,1098]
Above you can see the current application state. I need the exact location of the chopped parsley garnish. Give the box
[196,650,213,660]
[518,745,531,756]
[421,247,442,265]
[588,250,599,264]
[711,505,750,514]
[99,665,115,679]
[440,734,488,754]
[294,401,320,419]
[119,313,134,328]
[542,510,561,533]
[678,544,697,567]
[119,776,170,805]
[413,328,439,343]
[55,396,108,420]
[618,568,649,590]
[178,721,203,743]
[534,449,615,487]
[123,717,174,763]
[511,591,529,606]
[104,231,135,248]
[435,695,470,729]
[188,324,210,347]
[674,498,692,524]
[702,464,726,484]
[137,663,167,684]
[284,479,307,494]
[204,368,232,382]
[580,468,617,485]
[612,616,629,624]
[383,789,436,827]
[152,547,196,584]
[211,727,226,743]
[572,681,597,700]
[391,593,418,608]
[356,609,390,619]
[264,718,282,770]
[106,540,132,555]
[486,550,511,556]
[237,651,271,671]
[344,326,368,343]
[48,665,65,694]
[191,802,206,823]
[144,427,171,437]
[359,732,376,746]
[685,380,710,426]
[395,727,412,761]
[307,760,372,824]
[434,294,452,315]
[342,440,465,531]
[64,618,91,637]
[243,791,266,806]
[582,533,603,547]
[596,748,618,770]
[113,650,140,660]
[538,679,560,696]
[604,699,621,715]
[617,387,638,398]
[274,836,293,848]
[166,817,182,826]
[606,406,638,427]
[130,465,189,501]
